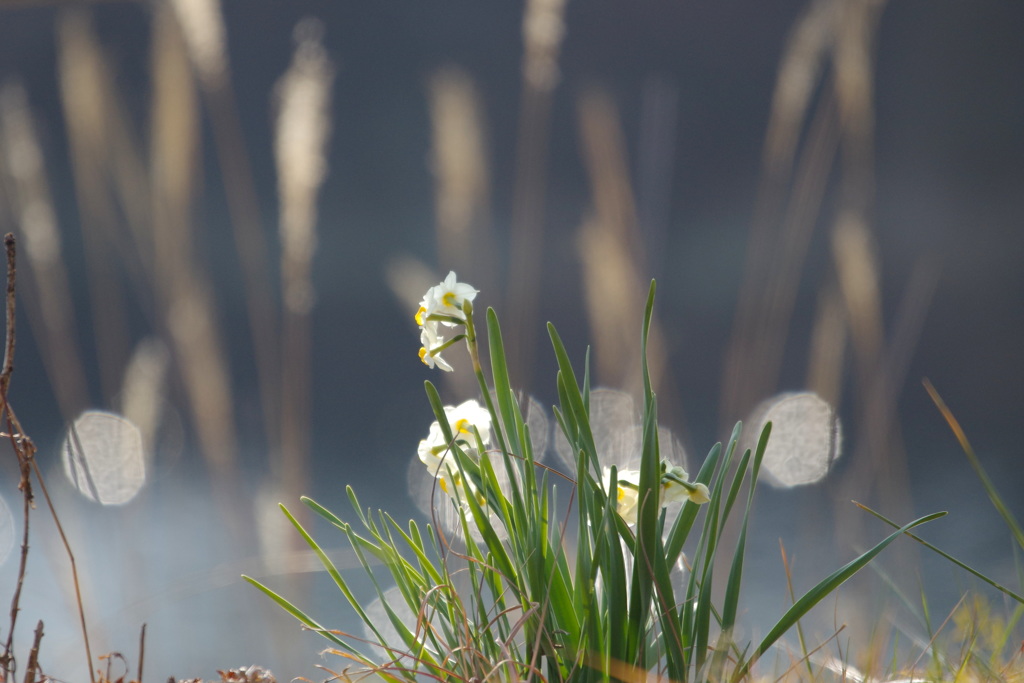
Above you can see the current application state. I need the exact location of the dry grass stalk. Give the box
[171,0,281,452]
[832,212,882,369]
[577,89,638,389]
[275,18,333,317]
[722,0,890,427]
[834,0,883,213]
[521,0,567,92]
[805,283,847,405]
[118,337,169,463]
[575,88,668,396]
[721,0,841,424]
[151,1,200,291]
[169,0,229,90]
[712,0,935,625]
[428,66,494,287]
[57,10,132,403]
[150,4,241,504]
[50,13,154,310]
[762,0,837,180]
[148,10,276,551]
[0,234,95,683]
[0,80,90,420]
[425,67,495,399]
[833,248,938,584]
[165,281,239,487]
[504,0,568,387]
[723,91,841,424]
[577,214,642,384]
[273,17,334,552]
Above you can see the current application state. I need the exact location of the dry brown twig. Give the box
[0,233,95,683]
[1,232,33,683]
[22,621,43,683]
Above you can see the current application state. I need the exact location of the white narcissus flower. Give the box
[662,462,711,505]
[444,399,492,444]
[418,321,454,372]
[415,271,478,328]
[662,479,711,505]
[604,461,710,525]
[417,421,452,476]
[603,467,642,525]
[417,400,492,502]
[417,421,463,498]
[686,482,711,504]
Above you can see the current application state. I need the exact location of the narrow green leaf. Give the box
[856,502,1024,604]
[722,423,769,629]
[640,280,656,410]
[709,424,769,681]
[242,576,349,651]
[423,380,449,440]
[548,323,599,473]
[732,510,947,682]
[487,307,521,458]
[664,441,721,565]
[628,394,661,662]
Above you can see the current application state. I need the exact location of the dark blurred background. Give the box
[0,0,1021,680]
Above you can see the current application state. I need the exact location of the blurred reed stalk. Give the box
[505,0,567,388]
[150,2,242,515]
[426,66,495,398]
[52,16,173,654]
[0,100,158,651]
[4,2,334,674]
[56,10,133,405]
[824,0,925,558]
[806,283,847,404]
[117,337,170,464]
[721,0,841,423]
[428,66,496,297]
[171,0,281,454]
[0,80,90,421]
[272,17,333,567]
[574,87,679,427]
[717,0,938,618]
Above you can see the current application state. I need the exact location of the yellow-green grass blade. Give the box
[924,379,1024,551]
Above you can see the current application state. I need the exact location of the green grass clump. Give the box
[245,278,945,682]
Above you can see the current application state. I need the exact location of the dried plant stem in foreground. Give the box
[0,233,30,683]
[0,233,95,683]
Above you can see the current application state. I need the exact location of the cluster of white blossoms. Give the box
[413,274,709,527]
[415,271,478,372]
[602,461,711,526]
[417,399,493,506]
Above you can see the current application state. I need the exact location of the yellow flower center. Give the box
[419,348,429,364]
[415,306,427,325]
[442,291,457,307]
